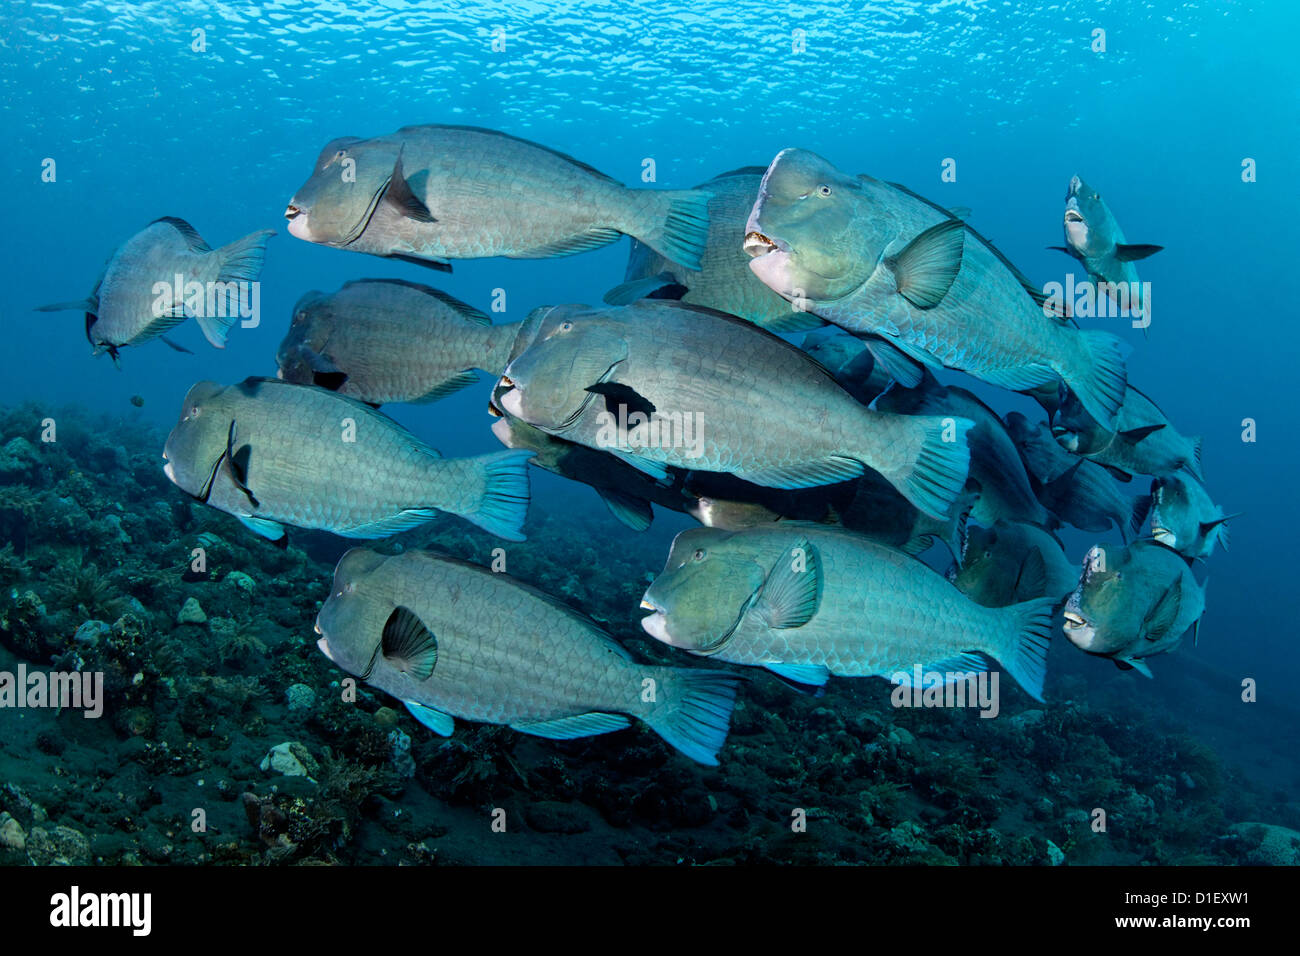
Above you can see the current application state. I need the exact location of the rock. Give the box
[223,570,256,596]
[285,683,316,713]
[73,619,111,648]
[0,436,41,481]
[526,801,592,834]
[177,597,206,625]
[1011,709,1046,730]
[0,813,26,852]
[889,727,916,748]
[260,741,319,780]
[26,824,91,865]
[1046,839,1066,866]
[1230,822,1300,866]
[388,729,416,779]
[374,707,399,728]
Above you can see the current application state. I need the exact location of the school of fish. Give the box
[38,123,1226,766]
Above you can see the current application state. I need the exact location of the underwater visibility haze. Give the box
[0,0,1298,871]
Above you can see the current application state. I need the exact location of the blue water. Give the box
[1,0,1297,863]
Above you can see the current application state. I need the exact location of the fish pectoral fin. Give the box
[35,297,98,313]
[585,381,656,419]
[764,662,831,692]
[384,149,435,223]
[235,513,286,544]
[382,606,438,680]
[1013,547,1048,599]
[225,421,259,508]
[1046,245,1073,254]
[1119,423,1166,442]
[510,712,630,740]
[412,369,480,404]
[404,701,454,736]
[159,335,193,354]
[1114,243,1163,262]
[886,218,965,309]
[311,369,349,391]
[1115,656,1154,679]
[596,488,654,532]
[755,538,822,628]
[1140,581,1183,642]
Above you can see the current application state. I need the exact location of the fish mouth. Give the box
[640,606,671,644]
[1064,209,1084,224]
[1062,611,1087,629]
[284,203,302,220]
[743,230,786,258]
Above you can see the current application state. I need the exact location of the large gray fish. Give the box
[276,279,520,406]
[1148,473,1238,561]
[285,125,711,270]
[743,149,1128,427]
[1050,175,1161,317]
[876,371,1052,529]
[162,378,533,543]
[37,217,274,364]
[603,167,821,332]
[1052,384,1203,480]
[488,405,691,532]
[315,549,742,765]
[639,525,1053,699]
[1063,541,1206,677]
[1004,411,1150,540]
[951,521,1076,609]
[799,328,894,406]
[497,301,973,519]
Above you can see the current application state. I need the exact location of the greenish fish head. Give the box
[1049,390,1101,455]
[162,381,232,499]
[1148,475,1192,550]
[1062,544,1129,655]
[640,528,767,653]
[1063,175,1115,258]
[274,291,331,385]
[285,135,393,246]
[314,548,394,678]
[745,148,876,302]
[498,313,627,433]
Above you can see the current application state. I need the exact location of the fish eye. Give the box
[817,184,832,197]
[189,405,202,418]
[559,321,573,332]
[331,149,347,164]
[691,548,707,562]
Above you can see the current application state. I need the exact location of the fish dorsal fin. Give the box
[755,538,822,629]
[382,606,439,680]
[395,124,620,184]
[152,216,212,253]
[886,218,965,309]
[1141,582,1182,642]
[384,149,435,223]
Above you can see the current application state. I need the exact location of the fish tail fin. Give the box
[994,597,1054,701]
[627,188,712,271]
[1066,330,1128,427]
[196,229,276,348]
[874,415,973,520]
[462,449,534,541]
[644,668,742,766]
